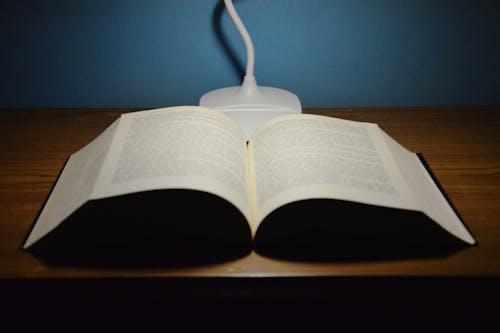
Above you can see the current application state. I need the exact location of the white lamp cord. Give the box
[224,0,255,78]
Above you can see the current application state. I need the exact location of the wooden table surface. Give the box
[1,107,499,279]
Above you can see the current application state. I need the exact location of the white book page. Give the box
[380,130,475,244]
[23,119,120,248]
[248,114,418,227]
[91,106,251,222]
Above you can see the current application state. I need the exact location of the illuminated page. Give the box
[380,130,475,244]
[91,106,251,222]
[248,114,417,228]
[23,119,120,248]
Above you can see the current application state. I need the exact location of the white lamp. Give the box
[200,0,301,140]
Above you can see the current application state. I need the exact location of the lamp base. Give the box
[199,82,301,140]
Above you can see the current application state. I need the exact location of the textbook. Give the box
[22,106,475,260]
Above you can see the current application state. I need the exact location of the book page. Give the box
[91,106,251,221]
[380,130,475,244]
[248,114,418,227]
[23,118,120,248]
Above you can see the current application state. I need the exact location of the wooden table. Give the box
[1,107,499,329]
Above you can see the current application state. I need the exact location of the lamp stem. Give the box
[224,0,255,77]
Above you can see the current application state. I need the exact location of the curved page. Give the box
[23,118,120,248]
[248,114,417,228]
[91,106,250,222]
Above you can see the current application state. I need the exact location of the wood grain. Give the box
[0,107,499,279]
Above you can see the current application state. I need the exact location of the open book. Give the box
[23,106,475,260]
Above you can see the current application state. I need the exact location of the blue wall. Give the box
[2,0,499,108]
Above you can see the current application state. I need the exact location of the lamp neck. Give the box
[224,0,255,77]
[238,75,260,96]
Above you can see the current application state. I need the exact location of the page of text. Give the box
[248,114,417,226]
[92,106,250,221]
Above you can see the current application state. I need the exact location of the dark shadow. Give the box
[254,199,471,262]
[27,190,252,268]
[212,0,245,80]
